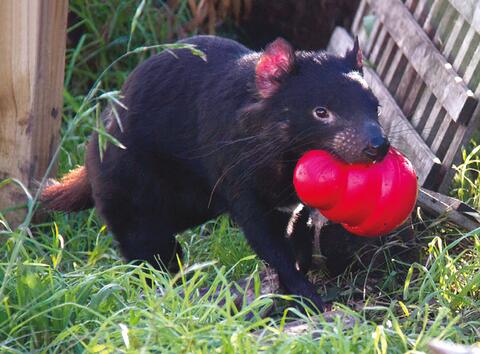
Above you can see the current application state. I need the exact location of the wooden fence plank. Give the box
[452,26,477,76]
[351,0,368,34]
[439,124,475,193]
[418,187,480,230]
[422,0,447,38]
[364,20,381,57]
[425,105,447,146]
[367,0,477,124]
[422,101,444,142]
[384,51,407,94]
[0,0,68,219]
[412,0,430,26]
[430,113,455,155]
[404,0,418,11]
[369,26,389,66]
[465,47,480,87]
[432,4,457,49]
[394,63,418,106]
[376,37,396,78]
[439,121,465,164]
[438,84,480,192]
[442,15,467,62]
[448,0,480,34]
[410,91,434,128]
[402,79,426,118]
[383,55,403,88]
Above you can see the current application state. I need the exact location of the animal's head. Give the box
[253,37,389,164]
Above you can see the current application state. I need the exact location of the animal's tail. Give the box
[40,166,94,212]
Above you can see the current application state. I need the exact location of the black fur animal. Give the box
[42,35,389,312]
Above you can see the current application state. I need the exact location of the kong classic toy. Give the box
[294,148,418,237]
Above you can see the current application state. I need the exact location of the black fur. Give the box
[47,35,389,312]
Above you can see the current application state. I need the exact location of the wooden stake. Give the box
[0,0,68,223]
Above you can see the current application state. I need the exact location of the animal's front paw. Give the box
[309,293,327,313]
[294,286,326,314]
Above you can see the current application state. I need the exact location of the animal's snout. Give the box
[327,122,390,164]
[361,121,389,162]
[363,136,390,162]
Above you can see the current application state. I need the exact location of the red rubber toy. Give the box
[293,148,418,237]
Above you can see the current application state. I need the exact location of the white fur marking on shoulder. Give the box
[345,71,369,89]
[276,203,303,214]
[285,204,305,238]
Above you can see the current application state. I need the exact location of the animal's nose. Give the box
[363,136,390,162]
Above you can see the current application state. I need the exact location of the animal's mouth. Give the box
[324,146,369,165]
[316,150,353,165]
[325,148,382,165]
[362,138,390,163]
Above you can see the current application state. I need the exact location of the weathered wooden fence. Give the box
[0,0,68,221]
[329,0,480,228]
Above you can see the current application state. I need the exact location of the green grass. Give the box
[1,0,480,352]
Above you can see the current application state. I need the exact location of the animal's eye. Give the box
[313,107,330,120]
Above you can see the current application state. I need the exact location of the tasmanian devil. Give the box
[42,35,389,312]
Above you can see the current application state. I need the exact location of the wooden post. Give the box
[0,1,68,222]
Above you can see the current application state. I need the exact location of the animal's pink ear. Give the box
[345,36,363,73]
[255,38,295,99]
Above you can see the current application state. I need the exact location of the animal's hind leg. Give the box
[97,185,215,271]
[91,157,216,271]
[112,216,183,271]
